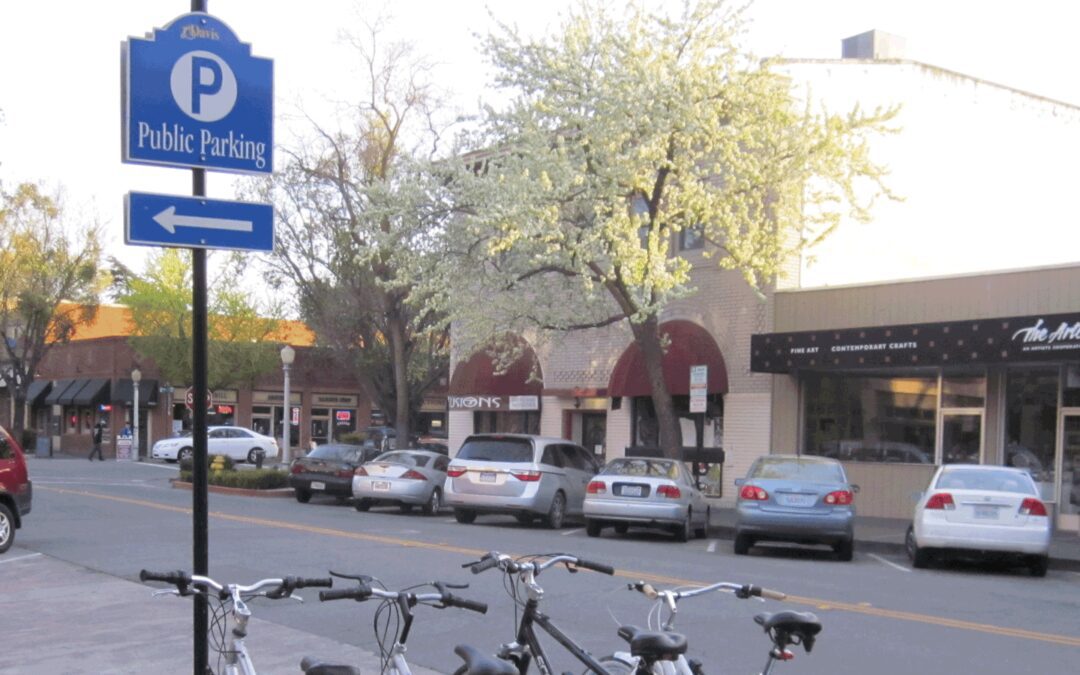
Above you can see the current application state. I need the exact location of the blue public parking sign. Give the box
[125,192,274,252]
[122,13,273,174]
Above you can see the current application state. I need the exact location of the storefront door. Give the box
[1056,410,1080,531]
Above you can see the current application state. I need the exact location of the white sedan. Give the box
[151,426,279,464]
[906,464,1051,576]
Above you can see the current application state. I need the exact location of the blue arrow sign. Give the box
[125,192,274,252]
[122,13,273,174]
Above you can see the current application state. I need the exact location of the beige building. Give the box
[447,31,1080,528]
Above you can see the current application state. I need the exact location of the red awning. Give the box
[449,340,543,396]
[608,320,728,397]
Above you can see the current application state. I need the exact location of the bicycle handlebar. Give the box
[466,552,615,577]
[320,585,373,602]
[628,580,786,602]
[140,569,331,600]
[319,581,487,614]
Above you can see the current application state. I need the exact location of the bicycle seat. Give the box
[299,655,363,675]
[617,625,688,660]
[753,611,822,652]
[453,644,518,675]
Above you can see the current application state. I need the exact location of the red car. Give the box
[0,424,33,554]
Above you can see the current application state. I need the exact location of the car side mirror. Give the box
[734,478,744,486]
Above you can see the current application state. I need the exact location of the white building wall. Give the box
[720,393,773,506]
[605,403,633,460]
[539,396,564,438]
[448,410,472,456]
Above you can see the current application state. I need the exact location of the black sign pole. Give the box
[189,7,209,675]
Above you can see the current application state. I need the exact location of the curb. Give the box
[170,479,295,498]
[704,524,1080,572]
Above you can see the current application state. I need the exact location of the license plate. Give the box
[620,485,643,497]
[781,494,816,507]
[310,481,326,491]
[479,472,497,483]
[372,481,391,492]
[974,505,998,519]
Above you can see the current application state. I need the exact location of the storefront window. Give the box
[1005,368,1057,500]
[942,375,985,408]
[473,411,539,434]
[803,373,936,464]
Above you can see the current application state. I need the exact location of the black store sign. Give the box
[751,312,1080,373]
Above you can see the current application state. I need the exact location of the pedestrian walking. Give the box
[88,421,105,461]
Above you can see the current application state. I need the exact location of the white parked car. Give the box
[152,426,279,464]
[906,464,1051,576]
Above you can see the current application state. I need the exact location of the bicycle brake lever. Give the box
[151,589,180,598]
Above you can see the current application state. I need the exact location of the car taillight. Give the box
[587,480,606,494]
[824,490,853,505]
[354,466,368,477]
[512,470,542,482]
[1019,497,1048,516]
[401,469,427,481]
[447,465,466,478]
[290,463,303,474]
[657,485,681,499]
[739,485,768,501]
[337,469,353,478]
[924,492,955,510]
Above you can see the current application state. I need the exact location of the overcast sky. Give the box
[2,0,1078,281]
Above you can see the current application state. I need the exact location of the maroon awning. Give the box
[449,339,543,396]
[608,320,728,397]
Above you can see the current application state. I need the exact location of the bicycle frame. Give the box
[219,590,257,675]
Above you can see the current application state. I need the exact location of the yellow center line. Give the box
[42,486,1080,648]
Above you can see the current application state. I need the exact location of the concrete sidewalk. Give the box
[705,507,1080,571]
[0,552,440,675]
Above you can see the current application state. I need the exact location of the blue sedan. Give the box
[734,455,858,561]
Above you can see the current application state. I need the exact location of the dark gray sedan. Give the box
[583,458,710,542]
[734,455,858,560]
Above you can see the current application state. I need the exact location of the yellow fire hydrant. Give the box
[210,455,227,474]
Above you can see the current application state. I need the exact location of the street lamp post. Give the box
[132,368,141,461]
[280,345,295,465]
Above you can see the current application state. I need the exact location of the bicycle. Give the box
[139,569,332,675]
[454,551,618,675]
[598,580,820,674]
[300,570,490,675]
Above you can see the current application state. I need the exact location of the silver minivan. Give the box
[444,434,601,528]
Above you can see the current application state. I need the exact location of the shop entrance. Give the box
[1056,410,1080,531]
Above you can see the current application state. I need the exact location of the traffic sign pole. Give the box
[191,5,210,674]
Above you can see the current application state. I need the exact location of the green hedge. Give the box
[179,468,288,490]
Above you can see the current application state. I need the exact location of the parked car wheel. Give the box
[422,488,441,516]
[906,525,930,569]
[454,509,477,524]
[294,489,312,504]
[177,447,193,463]
[613,523,629,535]
[734,533,753,555]
[586,520,603,538]
[834,538,854,562]
[1029,555,1049,578]
[674,510,692,542]
[0,503,14,554]
[694,507,710,539]
[545,491,566,529]
[354,499,372,512]
[247,448,262,464]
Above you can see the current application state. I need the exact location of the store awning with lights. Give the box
[608,320,728,397]
[112,378,159,406]
[449,338,543,411]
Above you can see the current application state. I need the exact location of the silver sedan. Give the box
[352,450,450,515]
[583,458,710,542]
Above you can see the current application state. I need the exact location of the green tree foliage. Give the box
[451,0,899,455]
[114,249,282,390]
[0,182,104,436]
[257,16,455,443]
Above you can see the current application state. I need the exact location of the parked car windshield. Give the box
[308,445,362,462]
[373,451,425,467]
[934,468,1036,495]
[456,438,533,463]
[750,457,845,483]
[602,458,678,479]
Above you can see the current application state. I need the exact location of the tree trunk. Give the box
[387,313,411,447]
[630,315,681,458]
[12,395,26,439]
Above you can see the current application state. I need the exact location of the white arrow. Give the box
[153,206,253,234]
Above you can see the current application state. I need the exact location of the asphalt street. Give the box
[4,458,1078,674]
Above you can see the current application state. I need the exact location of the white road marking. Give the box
[706,540,717,553]
[0,553,42,565]
[561,528,583,536]
[869,553,911,573]
[134,462,181,471]
[444,519,458,524]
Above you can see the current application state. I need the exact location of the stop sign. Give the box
[184,387,215,410]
